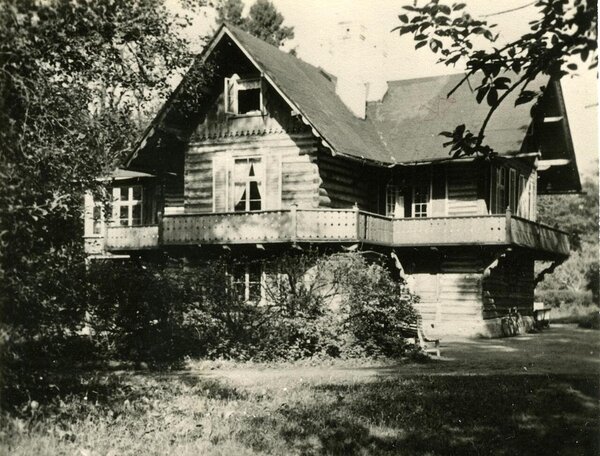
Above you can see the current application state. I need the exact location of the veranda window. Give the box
[412,183,430,218]
[233,157,263,212]
[92,205,104,235]
[509,168,517,213]
[113,185,143,226]
[493,166,506,214]
[385,182,405,217]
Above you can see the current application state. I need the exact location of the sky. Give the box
[177,0,598,181]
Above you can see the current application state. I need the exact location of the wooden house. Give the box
[84,24,580,337]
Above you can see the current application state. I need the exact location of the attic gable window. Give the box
[224,75,263,115]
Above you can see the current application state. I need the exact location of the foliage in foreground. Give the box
[1,251,420,409]
[1,367,598,455]
[395,0,597,157]
[84,251,418,363]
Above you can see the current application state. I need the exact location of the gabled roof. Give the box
[225,24,388,163]
[128,23,580,191]
[366,73,546,163]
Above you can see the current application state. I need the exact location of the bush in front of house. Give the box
[84,251,420,364]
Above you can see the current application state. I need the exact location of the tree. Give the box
[537,179,599,301]
[538,179,599,249]
[216,0,294,47]
[0,0,198,367]
[395,0,597,157]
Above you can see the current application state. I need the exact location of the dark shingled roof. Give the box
[227,24,547,165]
[227,25,389,163]
[366,73,549,163]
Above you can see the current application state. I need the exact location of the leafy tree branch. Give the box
[394,0,597,157]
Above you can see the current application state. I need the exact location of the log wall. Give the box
[316,153,379,211]
[482,251,535,317]
[446,163,485,216]
[184,81,321,212]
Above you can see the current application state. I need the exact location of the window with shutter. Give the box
[233,157,263,212]
[224,75,263,115]
[212,155,230,212]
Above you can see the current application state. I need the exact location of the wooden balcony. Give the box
[100,209,570,258]
[106,225,160,251]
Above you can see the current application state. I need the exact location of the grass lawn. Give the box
[2,325,599,455]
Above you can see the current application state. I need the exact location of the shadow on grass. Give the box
[238,374,600,456]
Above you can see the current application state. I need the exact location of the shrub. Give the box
[534,289,594,308]
[86,259,198,364]
[320,253,419,358]
[578,312,600,330]
[84,251,420,363]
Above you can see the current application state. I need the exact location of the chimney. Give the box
[336,78,368,118]
[327,21,388,119]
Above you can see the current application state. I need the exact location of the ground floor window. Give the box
[228,262,263,302]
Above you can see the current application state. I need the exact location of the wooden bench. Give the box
[533,301,551,328]
[400,317,441,358]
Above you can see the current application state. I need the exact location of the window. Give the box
[113,185,143,226]
[233,157,263,212]
[385,182,404,217]
[493,166,506,214]
[509,168,517,213]
[224,75,263,115]
[412,183,429,218]
[92,205,104,235]
[229,263,263,302]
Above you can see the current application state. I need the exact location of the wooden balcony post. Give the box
[290,204,297,242]
[353,203,362,240]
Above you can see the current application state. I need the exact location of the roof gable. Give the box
[126,23,580,192]
[224,24,388,163]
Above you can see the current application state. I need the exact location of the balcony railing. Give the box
[106,225,160,251]
[100,208,570,257]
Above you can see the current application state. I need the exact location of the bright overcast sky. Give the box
[178,0,598,181]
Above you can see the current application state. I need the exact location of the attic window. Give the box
[225,75,263,115]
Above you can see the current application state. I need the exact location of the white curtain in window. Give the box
[252,163,264,197]
[233,160,251,207]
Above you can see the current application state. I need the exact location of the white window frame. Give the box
[232,156,264,212]
[92,204,105,235]
[224,74,263,116]
[228,263,264,302]
[412,182,430,218]
[113,185,143,226]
